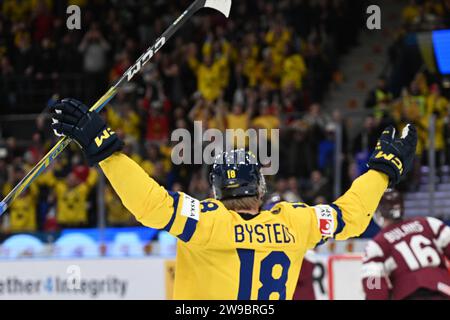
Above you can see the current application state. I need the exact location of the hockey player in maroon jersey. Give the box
[293,256,317,300]
[362,189,450,300]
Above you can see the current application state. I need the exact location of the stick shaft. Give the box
[0,0,206,215]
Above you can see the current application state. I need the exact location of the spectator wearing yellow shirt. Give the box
[207,39,232,90]
[42,167,98,227]
[106,107,121,131]
[2,0,32,22]
[188,40,229,102]
[241,47,263,88]
[121,105,141,140]
[402,84,427,120]
[226,104,252,130]
[248,38,260,60]
[239,34,262,87]
[403,81,428,153]
[189,98,225,131]
[402,0,420,25]
[107,104,141,141]
[251,102,281,141]
[2,168,38,233]
[2,0,54,22]
[192,54,222,102]
[224,103,254,149]
[366,77,393,119]
[265,22,291,80]
[281,46,307,90]
[424,84,449,161]
[260,48,282,91]
[265,22,292,56]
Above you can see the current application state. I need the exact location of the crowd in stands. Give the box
[0,0,449,235]
[363,73,450,191]
[401,0,450,31]
[362,0,450,191]
[0,0,365,234]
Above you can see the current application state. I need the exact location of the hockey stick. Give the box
[0,0,232,215]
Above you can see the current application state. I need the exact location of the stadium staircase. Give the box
[404,166,450,220]
[322,0,405,139]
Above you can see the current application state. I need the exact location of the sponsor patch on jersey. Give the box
[314,205,335,237]
[180,193,200,221]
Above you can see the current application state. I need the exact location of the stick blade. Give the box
[204,0,232,18]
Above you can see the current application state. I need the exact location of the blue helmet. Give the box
[209,149,266,200]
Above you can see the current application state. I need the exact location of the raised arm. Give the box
[332,170,388,239]
[290,124,418,249]
[336,125,417,239]
[49,98,201,236]
[99,152,190,230]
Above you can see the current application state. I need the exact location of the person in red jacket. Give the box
[362,189,450,300]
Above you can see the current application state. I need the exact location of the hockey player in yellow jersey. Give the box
[50,98,417,300]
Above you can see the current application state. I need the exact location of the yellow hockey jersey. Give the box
[100,153,388,300]
[38,169,98,225]
[2,183,38,233]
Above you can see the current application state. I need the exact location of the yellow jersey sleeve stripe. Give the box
[163,192,201,242]
[162,191,181,232]
[330,203,346,237]
[177,218,198,242]
[167,209,189,237]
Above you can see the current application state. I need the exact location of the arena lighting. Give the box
[432,29,450,75]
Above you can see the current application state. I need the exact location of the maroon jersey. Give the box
[293,257,316,300]
[362,217,450,300]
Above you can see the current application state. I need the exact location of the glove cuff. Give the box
[86,138,124,166]
[367,162,400,186]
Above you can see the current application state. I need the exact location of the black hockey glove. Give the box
[367,124,417,185]
[50,98,123,166]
